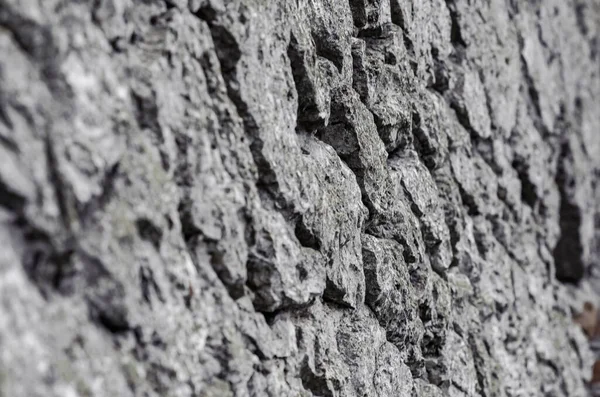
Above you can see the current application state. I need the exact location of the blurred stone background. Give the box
[1,0,600,396]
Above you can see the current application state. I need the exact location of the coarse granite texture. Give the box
[1,0,600,396]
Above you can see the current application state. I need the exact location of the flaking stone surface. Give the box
[1,0,600,396]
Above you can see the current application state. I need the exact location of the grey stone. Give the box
[1,0,600,396]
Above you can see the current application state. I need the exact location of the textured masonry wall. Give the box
[1,0,600,396]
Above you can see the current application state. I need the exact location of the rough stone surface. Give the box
[1,0,600,396]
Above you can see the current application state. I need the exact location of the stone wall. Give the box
[1,0,600,396]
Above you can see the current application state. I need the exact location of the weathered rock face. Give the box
[1,0,600,396]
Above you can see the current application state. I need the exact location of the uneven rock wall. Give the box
[1,0,600,396]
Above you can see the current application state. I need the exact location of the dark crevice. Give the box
[0,5,57,63]
[486,213,526,268]
[287,32,329,131]
[449,101,477,141]
[0,94,15,132]
[524,67,542,121]
[91,297,130,334]
[429,58,451,94]
[390,0,407,29]
[294,217,322,250]
[456,183,479,216]
[511,160,537,208]
[0,130,18,153]
[398,235,418,264]
[139,265,165,306]
[553,142,585,283]
[0,178,28,214]
[176,198,201,243]
[412,111,442,171]
[469,335,489,396]
[573,0,590,37]
[0,3,72,98]
[311,30,344,73]
[515,33,548,136]
[20,226,76,298]
[79,162,120,225]
[386,135,413,163]
[45,131,74,232]
[130,79,170,171]
[389,3,415,54]
[130,89,161,133]
[323,277,354,309]
[445,0,467,47]
[299,356,335,397]
[206,24,241,73]
[348,0,368,29]
[398,178,447,272]
[135,218,163,250]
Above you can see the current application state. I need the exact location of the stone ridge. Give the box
[0,0,599,396]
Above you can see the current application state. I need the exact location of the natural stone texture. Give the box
[1,0,600,396]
